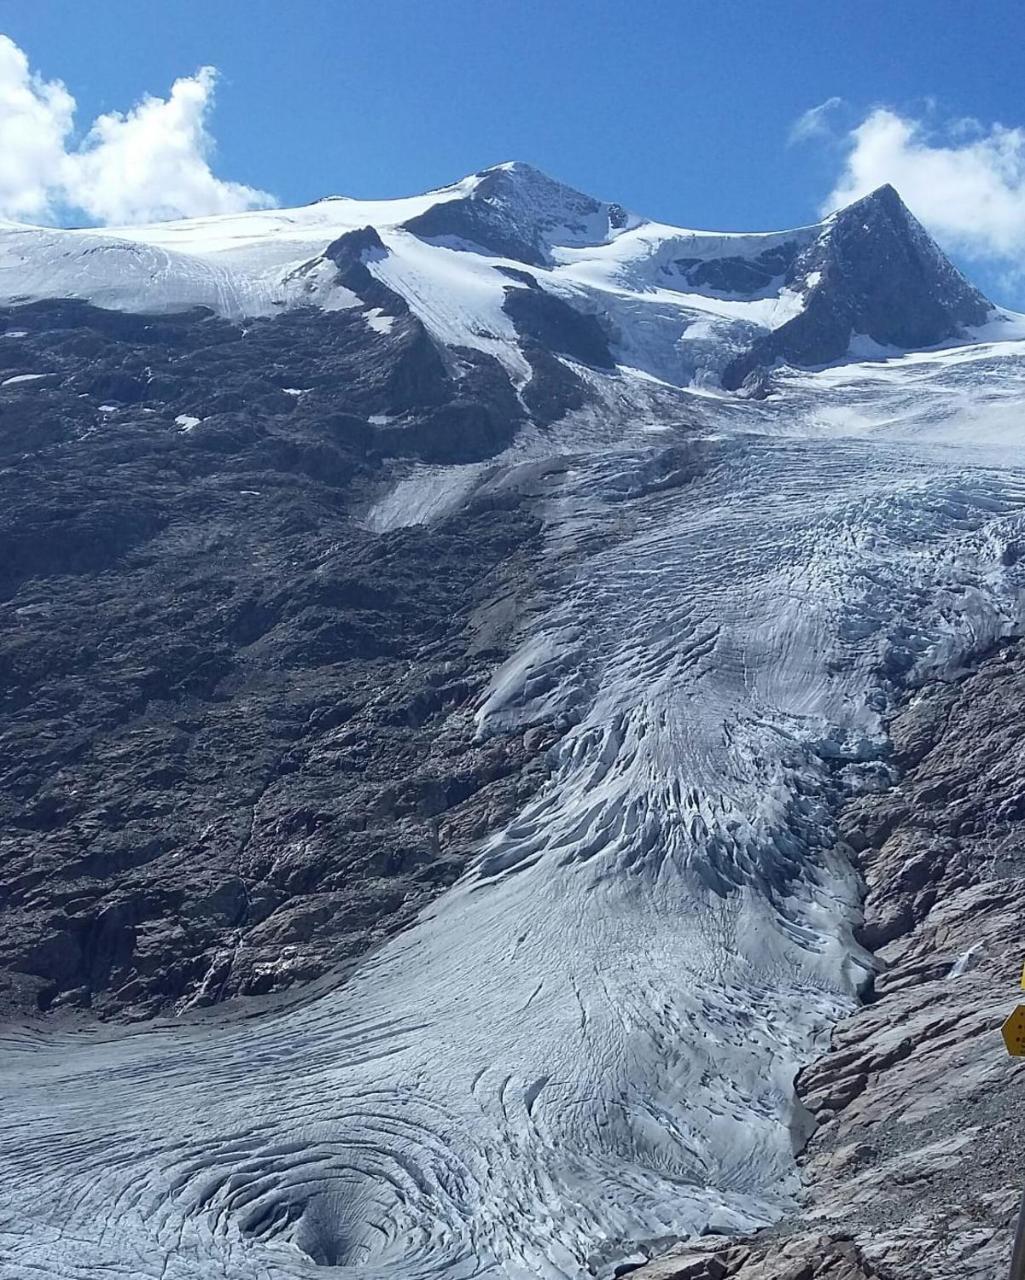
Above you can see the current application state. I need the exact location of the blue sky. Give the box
[3,0,1025,302]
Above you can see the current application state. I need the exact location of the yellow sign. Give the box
[1020,960,1025,991]
[1003,1005,1025,1057]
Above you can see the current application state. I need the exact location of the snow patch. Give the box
[364,307,396,335]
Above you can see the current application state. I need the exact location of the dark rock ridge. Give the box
[502,275,614,370]
[671,242,802,296]
[636,639,1025,1280]
[0,298,558,1019]
[722,186,992,388]
[501,272,617,422]
[319,224,594,448]
[402,161,628,266]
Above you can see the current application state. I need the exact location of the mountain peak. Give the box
[722,183,993,387]
[474,160,552,181]
[838,182,903,212]
[466,160,597,212]
[823,181,990,322]
[402,161,628,267]
[817,184,911,231]
[826,184,930,247]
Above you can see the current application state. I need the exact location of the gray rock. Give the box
[0,298,555,1019]
[722,186,992,389]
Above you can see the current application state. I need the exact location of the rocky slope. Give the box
[0,298,557,1018]
[634,640,1025,1280]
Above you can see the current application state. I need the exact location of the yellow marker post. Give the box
[1004,1007,1025,1058]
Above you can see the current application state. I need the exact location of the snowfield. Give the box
[6,161,1012,391]
[4,335,1025,1278]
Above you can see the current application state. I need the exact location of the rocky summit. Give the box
[2,164,1025,1280]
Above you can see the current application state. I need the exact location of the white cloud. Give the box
[0,34,274,225]
[817,106,1025,268]
[0,35,74,220]
[789,96,844,145]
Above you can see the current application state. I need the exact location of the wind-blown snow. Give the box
[5,339,1025,1279]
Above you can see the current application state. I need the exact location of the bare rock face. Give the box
[788,642,1025,1279]
[0,299,553,1019]
[628,1232,887,1280]
[722,186,992,389]
[637,640,1025,1279]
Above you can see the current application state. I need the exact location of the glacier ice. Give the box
[4,340,1025,1279]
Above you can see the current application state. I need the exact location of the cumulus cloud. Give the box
[812,105,1025,269]
[0,34,274,225]
[65,66,274,224]
[0,35,75,220]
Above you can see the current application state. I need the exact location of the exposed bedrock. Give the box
[722,185,992,389]
[0,299,553,1019]
[636,639,1025,1280]
[624,1233,886,1279]
[400,161,628,267]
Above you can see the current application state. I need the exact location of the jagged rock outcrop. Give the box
[627,1233,888,1279]
[672,242,801,296]
[722,186,992,388]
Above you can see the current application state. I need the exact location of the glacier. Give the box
[4,161,1025,1279]
[4,327,1025,1278]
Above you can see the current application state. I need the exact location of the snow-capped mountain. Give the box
[2,164,1025,1280]
[0,162,1012,395]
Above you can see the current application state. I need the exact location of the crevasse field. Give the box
[4,331,1025,1278]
